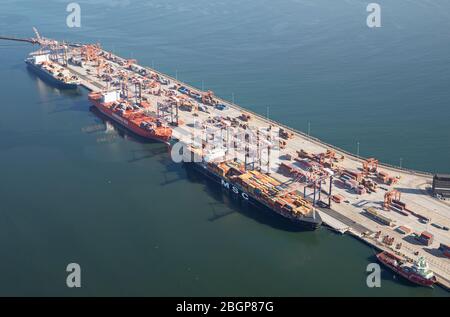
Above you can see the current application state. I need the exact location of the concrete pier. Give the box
[60,46,450,291]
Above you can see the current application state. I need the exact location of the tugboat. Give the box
[376,251,437,287]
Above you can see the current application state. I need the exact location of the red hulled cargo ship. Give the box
[88,90,172,144]
[376,251,437,288]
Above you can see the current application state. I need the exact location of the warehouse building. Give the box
[432,174,450,198]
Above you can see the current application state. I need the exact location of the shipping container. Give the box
[391,205,409,216]
[355,185,366,195]
[331,195,343,203]
[439,243,450,258]
[396,226,412,235]
[419,231,434,246]
[365,207,394,226]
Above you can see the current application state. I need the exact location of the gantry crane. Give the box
[125,59,137,69]
[201,90,216,106]
[384,189,401,210]
[363,158,378,175]
[317,149,336,168]
[32,27,43,44]
[82,44,101,62]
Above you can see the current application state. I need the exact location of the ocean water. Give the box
[0,0,449,296]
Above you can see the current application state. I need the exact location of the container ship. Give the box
[25,51,80,89]
[88,90,172,144]
[185,146,322,230]
[376,251,437,287]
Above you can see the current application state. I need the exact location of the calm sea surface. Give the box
[0,0,449,296]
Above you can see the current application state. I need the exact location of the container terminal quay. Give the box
[4,31,449,290]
